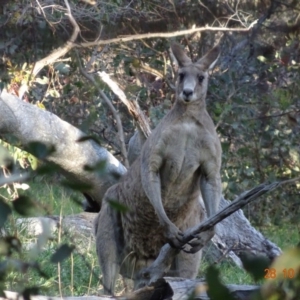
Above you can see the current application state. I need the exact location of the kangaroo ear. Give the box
[197,45,220,70]
[171,43,192,67]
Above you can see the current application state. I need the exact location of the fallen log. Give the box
[2,278,259,300]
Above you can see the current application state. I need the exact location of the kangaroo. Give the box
[94,43,222,294]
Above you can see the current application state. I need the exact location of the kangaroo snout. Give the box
[183,89,193,101]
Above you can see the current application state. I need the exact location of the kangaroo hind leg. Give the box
[176,249,202,279]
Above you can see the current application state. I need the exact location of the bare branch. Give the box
[243,109,300,121]
[138,177,300,284]
[32,0,80,77]
[97,71,152,139]
[77,24,258,48]
[76,54,129,168]
[182,179,299,245]
[30,21,262,77]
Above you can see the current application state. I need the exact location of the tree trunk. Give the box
[204,196,281,265]
[0,90,126,209]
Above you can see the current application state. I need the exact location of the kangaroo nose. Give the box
[183,89,193,98]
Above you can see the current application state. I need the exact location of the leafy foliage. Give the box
[240,252,271,282]
[108,199,129,213]
[259,247,300,300]
[0,200,12,228]
[50,244,75,264]
[12,195,40,217]
[206,266,235,300]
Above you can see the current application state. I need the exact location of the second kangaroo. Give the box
[94,43,222,294]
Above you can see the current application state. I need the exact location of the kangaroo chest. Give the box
[157,121,216,189]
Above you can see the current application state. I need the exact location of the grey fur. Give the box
[94,43,222,294]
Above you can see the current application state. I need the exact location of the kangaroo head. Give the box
[171,43,220,104]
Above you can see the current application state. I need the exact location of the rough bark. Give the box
[0,91,281,267]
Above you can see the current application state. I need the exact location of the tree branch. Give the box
[30,21,260,77]
[32,0,80,77]
[77,23,258,48]
[138,177,300,285]
[97,71,151,139]
[76,54,129,168]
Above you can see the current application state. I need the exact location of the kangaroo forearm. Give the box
[201,177,221,217]
[143,171,172,227]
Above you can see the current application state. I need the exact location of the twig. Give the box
[76,53,129,168]
[97,71,151,139]
[77,24,257,48]
[30,22,261,77]
[32,0,80,77]
[138,177,300,284]
[243,109,300,121]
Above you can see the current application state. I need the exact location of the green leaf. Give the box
[74,81,84,88]
[270,247,300,279]
[0,236,21,256]
[257,55,267,63]
[261,247,300,299]
[76,135,102,146]
[22,287,40,300]
[35,164,60,175]
[27,154,38,170]
[50,244,75,263]
[54,62,70,75]
[0,145,10,166]
[108,199,129,213]
[240,252,271,281]
[61,180,93,192]
[25,142,55,160]
[48,89,60,98]
[84,160,107,174]
[0,200,12,228]
[12,196,37,216]
[206,265,235,300]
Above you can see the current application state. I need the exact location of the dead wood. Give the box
[32,0,80,78]
[138,181,294,284]
[1,278,259,300]
[0,90,127,206]
[76,53,129,168]
[1,291,112,300]
[97,71,151,139]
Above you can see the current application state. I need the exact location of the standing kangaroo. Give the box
[94,43,222,294]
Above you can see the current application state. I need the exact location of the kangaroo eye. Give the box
[198,75,204,83]
[178,72,185,82]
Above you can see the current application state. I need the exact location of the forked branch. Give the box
[32,0,80,77]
